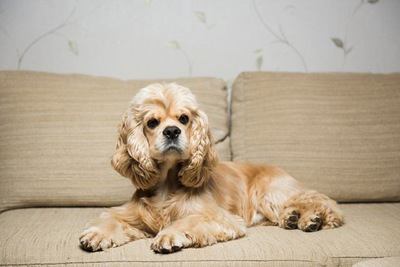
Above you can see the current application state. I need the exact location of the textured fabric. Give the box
[353,257,400,267]
[0,71,229,213]
[1,204,399,266]
[231,72,400,202]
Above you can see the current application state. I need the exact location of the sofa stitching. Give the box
[0,258,335,266]
[0,256,393,266]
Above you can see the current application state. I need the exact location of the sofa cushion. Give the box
[0,71,229,212]
[231,72,400,202]
[353,257,400,267]
[0,204,399,266]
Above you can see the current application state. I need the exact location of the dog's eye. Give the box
[147,118,159,129]
[178,114,189,125]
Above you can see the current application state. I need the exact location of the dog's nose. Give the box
[163,126,181,140]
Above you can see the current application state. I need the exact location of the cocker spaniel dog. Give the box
[79,83,344,253]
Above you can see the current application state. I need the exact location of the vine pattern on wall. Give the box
[194,11,215,29]
[11,3,103,69]
[167,40,193,76]
[331,0,380,66]
[16,5,77,69]
[0,0,397,79]
[252,0,308,72]
[165,10,215,76]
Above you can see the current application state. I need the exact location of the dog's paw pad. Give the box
[151,230,191,254]
[304,223,319,232]
[311,216,322,224]
[302,215,322,232]
[283,210,299,230]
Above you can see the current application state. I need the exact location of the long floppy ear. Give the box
[111,111,160,190]
[178,109,218,188]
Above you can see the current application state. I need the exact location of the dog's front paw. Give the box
[150,230,192,254]
[298,213,322,232]
[279,208,300,230]
[79,226,113,252]
[79,224,130,252]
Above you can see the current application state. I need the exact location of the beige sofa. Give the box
[0,71,399,267]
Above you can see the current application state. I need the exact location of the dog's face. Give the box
[111,83,218,190]
[143,100,191,162]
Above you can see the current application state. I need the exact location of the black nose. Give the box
[163,126,181,140]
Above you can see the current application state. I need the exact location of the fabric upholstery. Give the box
[0,204,399,266]
[231,72,400,202]
[0,71,229,213]
[352,257,400,267]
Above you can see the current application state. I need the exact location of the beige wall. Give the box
[1,0,399,81]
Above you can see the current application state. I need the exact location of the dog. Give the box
[79,83,344,253]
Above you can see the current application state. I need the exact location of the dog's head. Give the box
[111,83,218,190]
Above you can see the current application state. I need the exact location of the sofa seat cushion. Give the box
[0,71,229,213]
[231,72,400,202]
[353,257,400,267]
[1,204,399,267]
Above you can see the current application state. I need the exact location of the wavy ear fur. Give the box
[111,111,160,190]
[178,109,218,188]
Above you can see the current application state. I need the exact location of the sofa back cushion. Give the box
[0,71,229,212]
[231,72,400,202]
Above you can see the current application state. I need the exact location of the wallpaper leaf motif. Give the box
[336,0,379,67]
[252,0,308,72]
[194,11,215,29]
[194,11,206,24]
[167,40,193,76]
[331,37,353,56]
[68,40,79,56]
[254,48,263,70]
[167,40,180,50]
[331,38,344,48]
[256,55,263,71]
[346,46,353,55]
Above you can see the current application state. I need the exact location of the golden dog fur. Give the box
[79,83,344,253]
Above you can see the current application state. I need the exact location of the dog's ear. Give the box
[178,109,218,188]
[111,110,160,190]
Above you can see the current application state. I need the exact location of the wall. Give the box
[1,0,400,82]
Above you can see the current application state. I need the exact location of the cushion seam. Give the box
[1,256,395,266]
[0,258,367,266]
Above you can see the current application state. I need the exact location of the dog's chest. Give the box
[152,186,204,222]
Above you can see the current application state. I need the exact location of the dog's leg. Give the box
[279,190,344,232]
[254,174,303,227]
[150,210,246,253]
[79,200,160,251]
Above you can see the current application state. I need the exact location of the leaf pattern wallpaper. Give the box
[0,0,399,81]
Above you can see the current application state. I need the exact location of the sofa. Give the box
[0,71,399,267]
